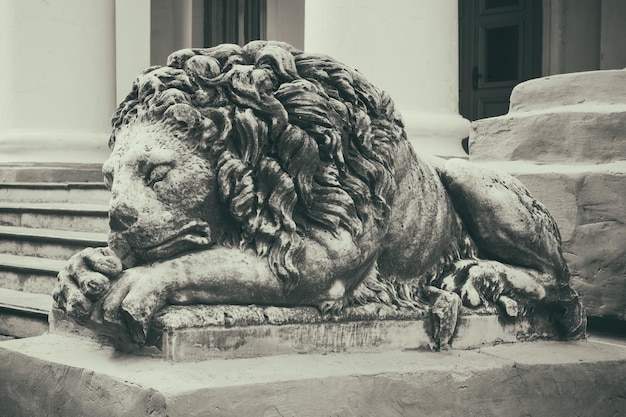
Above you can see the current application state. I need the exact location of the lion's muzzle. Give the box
[109,202,139,232]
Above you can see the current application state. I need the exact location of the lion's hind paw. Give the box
[440,260,550,318]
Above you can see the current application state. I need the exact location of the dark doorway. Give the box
[459,0,542,121]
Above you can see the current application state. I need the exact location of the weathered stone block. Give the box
[0,334,624,417]
[471,110,626,163]
[0,312,47,338]
[0,336,167,417]
[566,170,626,318]
[471,69,626,163]
[509,70,626,112]
[51,304,549,362]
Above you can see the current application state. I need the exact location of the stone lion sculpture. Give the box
[53,41,585,349]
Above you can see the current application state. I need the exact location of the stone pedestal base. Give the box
[50,304,568,362]
[1,334,624,417]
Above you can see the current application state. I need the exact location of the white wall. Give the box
[563,0,601,72]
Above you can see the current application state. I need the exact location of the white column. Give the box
[0,0,116,164]
[115,0,151,104]
[305,0,469,158]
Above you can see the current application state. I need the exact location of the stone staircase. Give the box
[0,164,110,339]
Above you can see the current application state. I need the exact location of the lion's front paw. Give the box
[426,286,461,350]
[53,247,123,321]
[93,267,171,345]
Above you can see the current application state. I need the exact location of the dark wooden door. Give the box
[459,0,542,121]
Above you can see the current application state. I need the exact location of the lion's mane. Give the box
[110,41,406,294]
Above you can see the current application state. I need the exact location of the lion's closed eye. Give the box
[146,164,173,187]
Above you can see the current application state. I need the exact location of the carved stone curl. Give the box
[53,41,585,351]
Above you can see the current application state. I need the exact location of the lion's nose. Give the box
[109,203,139,232]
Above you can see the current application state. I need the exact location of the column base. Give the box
[402,111,470,158]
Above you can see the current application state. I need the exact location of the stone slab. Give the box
[0,182,110,204]
[0,287,54,313]
[0,265,58,295]
[0,333,624,417]
[0,310,48,338]
[470,108,626,163]
[474,161,626,321]
[470,69,626,163]
[509,69,626,112]
[0,163,104,183]
[0,289,51,338]
[0,202,109,233]
[51,305,541,361]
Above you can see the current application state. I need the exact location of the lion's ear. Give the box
[185,55,221,80]
[164,103,201,133]
[199,108,232,149]
[163,104,232,151]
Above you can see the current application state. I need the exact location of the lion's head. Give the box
[107,41,406,293]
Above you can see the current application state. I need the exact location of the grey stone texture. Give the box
[0,334,624,417]
[471,69,626,321]
[50,305,550,361]
[53,40,585,351]
[471,70,626,163]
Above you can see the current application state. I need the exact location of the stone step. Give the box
[0,253,66,295]
[470,70,626,164]
[470,108,626,163]
[0,287,52,315]
[510,69,626,113]
[0,202,109,233]
[0,182,110,204]
[0,288,51,338]
[0,225,107,261]
[0,163,104,183]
